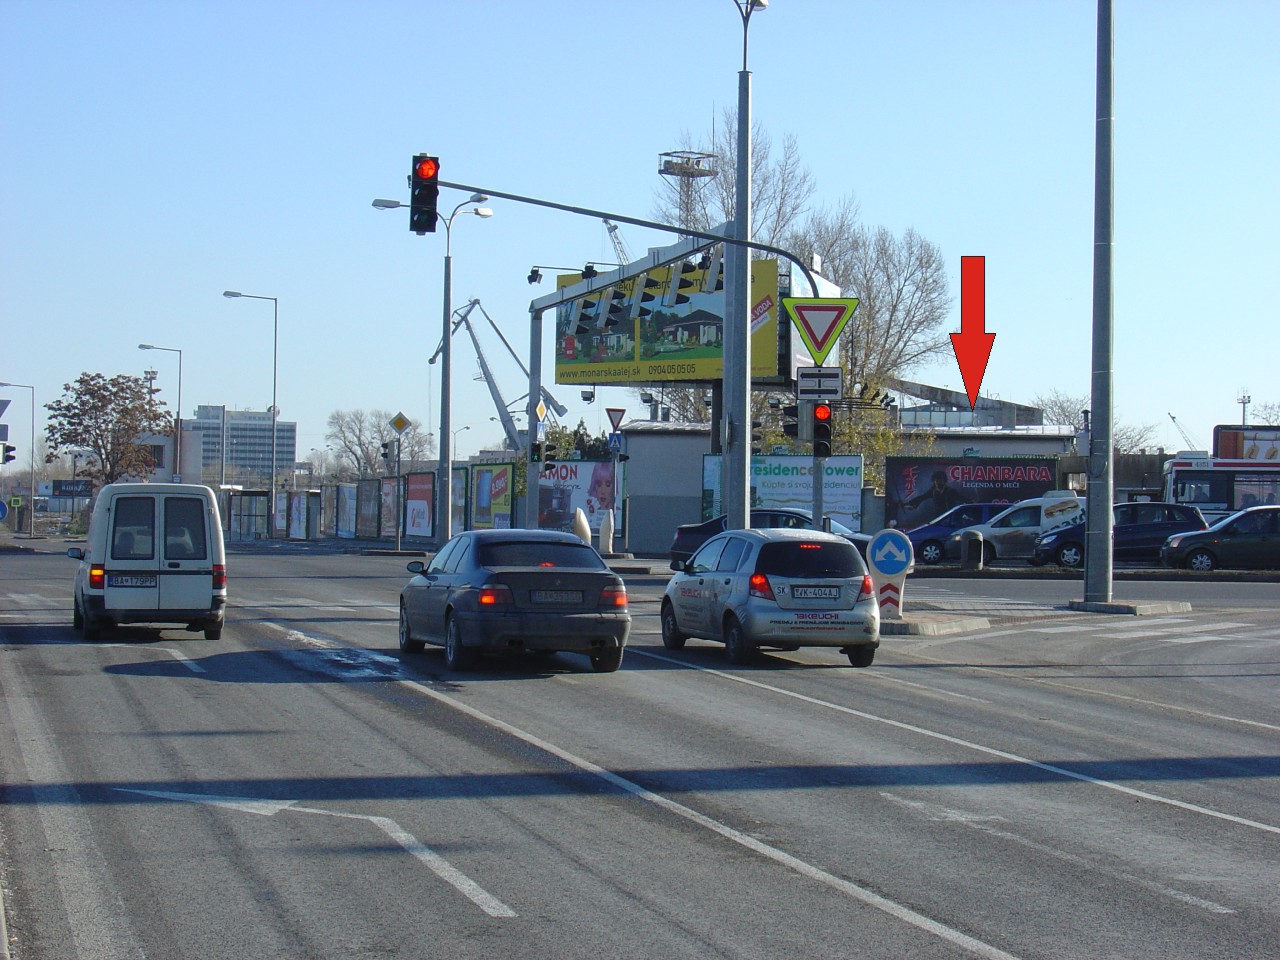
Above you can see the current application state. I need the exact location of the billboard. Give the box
[701,454,865,532]
[1213,425,1280,460]
[537,460,619,533]
[553,259,784,385]
[470,463,515,529]
[883,456,1059,529]
[404,472,434,539]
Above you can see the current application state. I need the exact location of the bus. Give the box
[1161,454,1280,523]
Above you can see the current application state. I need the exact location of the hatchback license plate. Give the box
[531,589,582,604]
[108,574,157,588]
[792,585,839,600]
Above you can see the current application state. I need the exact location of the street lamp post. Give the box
[138,344,183,481]
[0,381,37,537]
[373,194,492,544]
[222,291,279,530]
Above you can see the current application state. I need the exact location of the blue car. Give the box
[906,503,1007,564]
[1032,502,1207,568]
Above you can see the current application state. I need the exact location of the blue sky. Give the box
[2,0,1276,466]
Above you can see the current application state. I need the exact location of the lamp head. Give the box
[472,207,493,218]
[139,343,154,350]
[222,290,242,298]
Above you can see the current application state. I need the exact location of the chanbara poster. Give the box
[884,457,1059,529]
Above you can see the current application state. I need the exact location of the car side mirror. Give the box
[406,560,425,575]
[66,547,85,561]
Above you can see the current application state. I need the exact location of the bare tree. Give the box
[325,409,433,478]
[1033,389,1160,454]
[1251,401,1280,425]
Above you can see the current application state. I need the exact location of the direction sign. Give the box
[606,407,626,432]
[868,529,913,577]
[783,297,859,366]
[796,366,844,401]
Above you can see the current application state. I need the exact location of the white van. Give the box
[67,482,227,641]
[945,491,1085,562]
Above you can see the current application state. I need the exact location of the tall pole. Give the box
[526,305,543,530]
[271,296,279,506]
[439,245,453,544]
[1084,0,1114,603]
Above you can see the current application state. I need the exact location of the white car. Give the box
[661,528,880,667]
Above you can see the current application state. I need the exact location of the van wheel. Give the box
[1186,549,1216,572]
[204,622,223,642]
[590,646,624,673]
[73,598,83,630]
[660,600,687,650]
[1056,543,1084,568]
[847,645,876,668]
[724,616,755,665]
[444,614,473,671]
[83,616,103,643]
[918,540,944,564]
[398,604,424,653]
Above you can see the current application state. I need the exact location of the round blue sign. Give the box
[868,528,913,578]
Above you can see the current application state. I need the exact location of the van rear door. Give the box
[105,495,161,611]
[159,495,213,610]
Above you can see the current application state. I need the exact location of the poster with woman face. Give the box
[537,460,619,533]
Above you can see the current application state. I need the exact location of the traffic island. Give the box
[879,613,991,636]
[1068,599,1193,615]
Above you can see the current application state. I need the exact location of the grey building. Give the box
[187,404,297,488]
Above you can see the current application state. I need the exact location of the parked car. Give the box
[1031,502,1207,568]
[1159,505,1280,571]
[944,492,1085,563]
[906,502,1007,564]
[669,507,871,568]
[398,529,631,672]
[662,528,880,667]
[67,482,227,642]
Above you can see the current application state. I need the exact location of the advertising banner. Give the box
[336,484,357,538]
[702,455,864,532]
[470,463,515,529]
[883,456,1059,529]
[379,479,398,539]
[404,472,434,539]
[554,259,782,385]
[452,466,468,534]
[288,491,307,539]
[537,460,619,533]
[356,479,380,539]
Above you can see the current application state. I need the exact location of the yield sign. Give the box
[606,407,626,432]
[783,298,859,367]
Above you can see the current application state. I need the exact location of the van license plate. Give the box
[793,586,839,600]
[108,574,157,588]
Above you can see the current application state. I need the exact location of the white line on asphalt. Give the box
[99,642,206,672]
[1105,621,1248,640]
[630,649,1280,836]
[873,673,991,703]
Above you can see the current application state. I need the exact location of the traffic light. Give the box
[781,404,800,440]
[542,442,558,472]
[409,154,440,234]
[530,441,542,463]
[750,419,763,455]
[380,441,391,462]
[812,403,833,458]
[2,444,15,464]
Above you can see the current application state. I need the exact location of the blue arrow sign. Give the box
[868,529,913,578]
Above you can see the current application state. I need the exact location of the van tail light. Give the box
[89,565,105,590]
[212,564,226,590]
[477,584,515,606]
[857,574,874,603]
[749,573,776,601]
[599,584,628,608]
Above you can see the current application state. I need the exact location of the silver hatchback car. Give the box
[661,528,880,667]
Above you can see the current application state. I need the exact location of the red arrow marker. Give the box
[949,256,995,409]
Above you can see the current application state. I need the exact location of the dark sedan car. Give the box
[1031,501,1207,568]
[1160,504,1280,571]
[905,502,1007,564]
[669,507,870,568]
[398,529,631,672]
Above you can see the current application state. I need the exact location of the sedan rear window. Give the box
[477,541,607,569]
[756,541,859,578]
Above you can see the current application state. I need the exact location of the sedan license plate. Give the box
[108,573,157,588]
[792,585,839,600]
[530,589,582,604]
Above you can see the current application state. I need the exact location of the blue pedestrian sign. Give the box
[608,432,622,452]
[868,528,914,578]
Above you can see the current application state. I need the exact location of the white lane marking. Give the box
[389,674,1023,960]
[1106,621,1247,640]
[880,793,1235,914]
[117,788,516,918]
[100,642,206,672]
[873,673,991,703]
[630,649,1280,836]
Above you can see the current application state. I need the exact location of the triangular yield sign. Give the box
[783,298,859,366]
[606,407,626,432]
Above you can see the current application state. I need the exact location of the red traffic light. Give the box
[414,156,439,180]
[813,403,833,422]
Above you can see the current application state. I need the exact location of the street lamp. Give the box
[138,344,183,481]
[373,193,492,543]
[222,291,279,526]
[0,381,36,537]
[452,425,471,444]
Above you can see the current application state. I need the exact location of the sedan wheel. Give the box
[398,603,424,653]
[1187,549,1216,572]
[589,646,624,673]
[444,614,472,671]
[1056,543,1084,569]
[724,616,755,665]
[846,645,875,668]
[660,601,687,650]
[918,540,943,565]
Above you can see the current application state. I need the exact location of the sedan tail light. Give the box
[599,584,628,608]
[477,584,515,606]
[748,572,775,601]
[857,574,874,603]
[212,564,226,590]
[89,564,105,590]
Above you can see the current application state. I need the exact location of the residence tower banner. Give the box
[702,454,865,532]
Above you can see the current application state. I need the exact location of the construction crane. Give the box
[603,219,633,265]
[1167,412,1204,452]
[430,299,568,451]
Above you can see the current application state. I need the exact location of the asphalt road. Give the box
[1,546,1277,960]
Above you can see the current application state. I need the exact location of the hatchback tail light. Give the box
[89,564,105,590]
[748,572,775,601]
[477,584,515,606]
[857,574,874,603]
[599,584,628,608]
[212,564,226,590]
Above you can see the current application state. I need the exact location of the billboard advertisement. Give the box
[470,463,515,529]
[701,454,865,532]
[883,456,1059,529]
[1213,425,1280,460]
[405,472,434,539]
[553,259,783,385]
[537,460,619,533]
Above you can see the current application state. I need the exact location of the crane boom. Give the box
[604,219,633,264]
[1167,412,1203,452]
